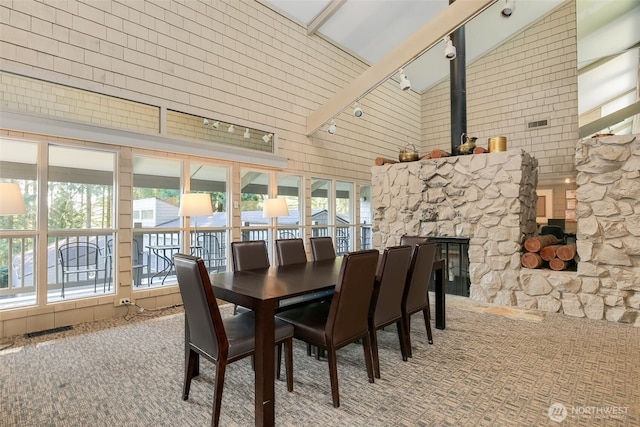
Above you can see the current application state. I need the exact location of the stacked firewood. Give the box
[521,235,578,270]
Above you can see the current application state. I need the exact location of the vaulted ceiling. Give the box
[260,0,640,136]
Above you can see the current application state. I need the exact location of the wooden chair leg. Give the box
[361,333,375,384]
[211,361,226,427]
[396,320,408,362]
[327,348,340,408]
[423,308,433,345]
[285,337,294,392]
[276,344,282,380]
[370,328,381,379]
[306,343,312,356]
[183,348,199,400]
[402,312,413,358]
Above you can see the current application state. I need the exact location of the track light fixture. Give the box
[398,69,411,91]
[262,133,273,143]
[444,36,456,60]
[227,124,234,133]
[203,118,209,126]
[212,121,219,129]
[500,0,515,18]
[243,128,251,139]
[327,119,337,135]
[353,102,363,118]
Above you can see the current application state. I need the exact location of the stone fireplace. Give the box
[372,135,639,326]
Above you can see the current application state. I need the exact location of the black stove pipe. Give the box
[450,0,467,155]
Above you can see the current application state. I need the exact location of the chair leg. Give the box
[396,320,408,362]
[423,307,433,345]
[183,349,199,400]
[211,361,226,427]
[402,312,413,358]
[370,328,381,379]
[361,333,375,384]
[327,348,340,408]
[306,343,312,356]
[285,337,294,392]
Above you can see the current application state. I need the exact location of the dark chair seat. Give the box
[224,311,295,358]
[277,249,379,408]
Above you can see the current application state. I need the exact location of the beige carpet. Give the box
[1,298,638,426]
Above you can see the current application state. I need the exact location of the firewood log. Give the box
[549,258,568,271]
[524,235,560,253]
[374,157,397,166]
[521,252,544,269]
[540,244,562,261]
[557,244,577,261]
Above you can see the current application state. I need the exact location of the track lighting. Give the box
[262,133,273,143]
[327,120,337,135]
[500,0,515,18]
[243,128,251,139]
[399,69,411,91]
[444,36,456,60]
[353,102,363,118]
[212,121,219,129]
[203,118,209,126]
[227,124,234,133]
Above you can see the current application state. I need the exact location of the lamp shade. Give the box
[178,193,213,217]
[0,182,27,215]
[262,198,289,218]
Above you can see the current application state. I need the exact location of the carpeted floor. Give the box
[1,297,638,426]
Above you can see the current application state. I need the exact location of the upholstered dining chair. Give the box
[230,240,270,314]
[402,242,438,357]
[399,235,430,252]
[309,236,336,261]
[173,253,294,427]
[275,238,307,266]
[368,245,413,378]
[276,249,379,408]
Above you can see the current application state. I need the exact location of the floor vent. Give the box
[25,325,73,338]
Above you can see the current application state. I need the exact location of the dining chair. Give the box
[309,236,336,261]
[230,240,270,314]
[399,235,430,251]
[368,245,413,378]
[275,238,307,266]
[276,249,379,408]
[173,253,294,427]
[58,241,102,298]
[402,242,438,357]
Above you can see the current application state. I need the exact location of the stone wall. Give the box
[372,138,640,327]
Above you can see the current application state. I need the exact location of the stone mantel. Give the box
[372,138,639,326]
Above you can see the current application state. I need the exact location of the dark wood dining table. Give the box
[207,257,446,427]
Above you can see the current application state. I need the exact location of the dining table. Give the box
[206,257,446,427]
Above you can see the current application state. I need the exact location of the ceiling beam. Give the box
[578,100,640,138]
[307,0,347,35]
[305,0,497,136]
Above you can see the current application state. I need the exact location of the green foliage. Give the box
[0,265,8,288]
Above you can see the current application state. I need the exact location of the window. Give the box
[336,181,354,255]
[277,174,302,239]
[240,170,269,243]
[47,145,116,302]
[359,184,372,249]
[311,178,331,239]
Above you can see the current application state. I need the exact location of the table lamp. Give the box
[0,182,26,215]
[263,198,289,250]
[179,193,213,248]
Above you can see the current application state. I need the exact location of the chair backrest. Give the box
[58,241,100,271]
[325,249,379,347]
[309,237,336,261]
[231,240,270,271]
[399,235,430,255]
[173,253,227,361]
[540,225,565,243]
[370,245,412,328]
[403,243,438,314]
[275,238,307,266]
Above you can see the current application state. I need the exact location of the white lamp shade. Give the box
[0,182,27,215]
[262,198,289,218]
[178,193,213,217]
